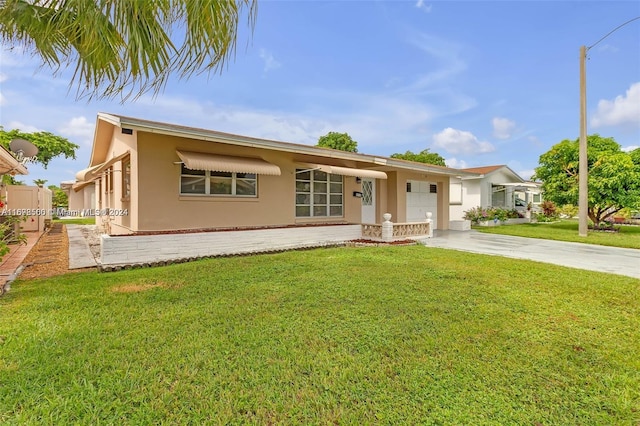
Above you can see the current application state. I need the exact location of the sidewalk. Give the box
[421,230,640,279]
[66,224,98,269]
[0,231,43,288]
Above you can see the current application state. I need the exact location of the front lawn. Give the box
[475,220,640,249]
[1,247,638,424]
[53,217,96,225]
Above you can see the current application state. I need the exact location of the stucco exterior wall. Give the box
[450,179,482,220]
[95,129,137,234]
[67,186,85,212]
[133,132,366,233]
[90,124,454,234]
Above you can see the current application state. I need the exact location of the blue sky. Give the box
[1,1,639,186]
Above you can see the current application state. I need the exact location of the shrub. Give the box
[540,200,558,218]
[0,215,27,262]
[559,204,579,218]
[463,206,513,224]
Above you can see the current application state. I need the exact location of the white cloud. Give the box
[492,117,516,140]
[622,145,639,152]
[58,116,95,146]
[518,169,536,180]
[432,127,495,155]
[0,73,7,83]
[445,157,468,169]
[0,92,4,106]
[591,82,640,129]
[7,120,40,132]
[597,44,619,54]
[400,32,466,93]
[415,0,432,12]
[259,49,282,73]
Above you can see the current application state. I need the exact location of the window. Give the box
[450,182,462,205]
[122,157,131,200]
[296,169,343,217]
[180,164,257,196]
[362,180,373,206]
[533,193,542,203]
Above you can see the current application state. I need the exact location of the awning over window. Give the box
[176,151,281,176]
[75,151,131,182]
[306,164,387,180]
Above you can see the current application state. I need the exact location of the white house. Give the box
[449,165,543,221]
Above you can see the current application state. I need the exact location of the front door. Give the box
[361,178,376,223]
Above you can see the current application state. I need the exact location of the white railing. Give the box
[361,212,433,241]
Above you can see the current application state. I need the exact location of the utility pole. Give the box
[578,45,588,237]
[577,16,639,237]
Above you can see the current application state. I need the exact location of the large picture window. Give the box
[180,164,257,196]
[296,169,343,217]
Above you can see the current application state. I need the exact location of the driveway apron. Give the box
[421,230,640,279]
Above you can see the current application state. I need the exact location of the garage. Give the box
[406,180,438,229]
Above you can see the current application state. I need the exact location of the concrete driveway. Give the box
[421,230,640,279]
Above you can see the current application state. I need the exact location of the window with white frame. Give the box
[296,169,343,217]
[180,164,257,196]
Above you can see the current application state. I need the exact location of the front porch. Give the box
[99,213,435,269]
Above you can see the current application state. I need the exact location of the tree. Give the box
[0,127,78,168]
[0,0,257,101]
[534,134,640,227]
[316,132,358,153]
[390,149,446,166]
[48,184,68,208]
[33,179,47,187]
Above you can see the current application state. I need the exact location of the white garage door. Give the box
[406,180,438,229]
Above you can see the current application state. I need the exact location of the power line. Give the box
[587,16,640,51]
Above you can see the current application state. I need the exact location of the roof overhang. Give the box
[95,113,474,178]
[0,146,28,176]
[494,182,541,188]
[76,150,131,183]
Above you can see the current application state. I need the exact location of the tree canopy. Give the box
[390,149,446,167]
[0,127,79,168]
[0,0,256,101]
[534,134,640,226]
[316,132,358,153]
[48,184,69,208]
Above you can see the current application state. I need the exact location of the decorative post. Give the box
[425,212,433,238]
[382,213,393,241]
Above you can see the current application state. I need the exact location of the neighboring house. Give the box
[74,113,479,238]
[449,165,543,221]
[61,180,95,215]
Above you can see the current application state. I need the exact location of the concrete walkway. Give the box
[420,230,640,279]
[66,224,97,269]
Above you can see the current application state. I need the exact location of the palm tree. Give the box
[0,0,257,101]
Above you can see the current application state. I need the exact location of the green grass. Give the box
[1,247,639,424]
[53,217,96,225]
[475,220,640,249]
